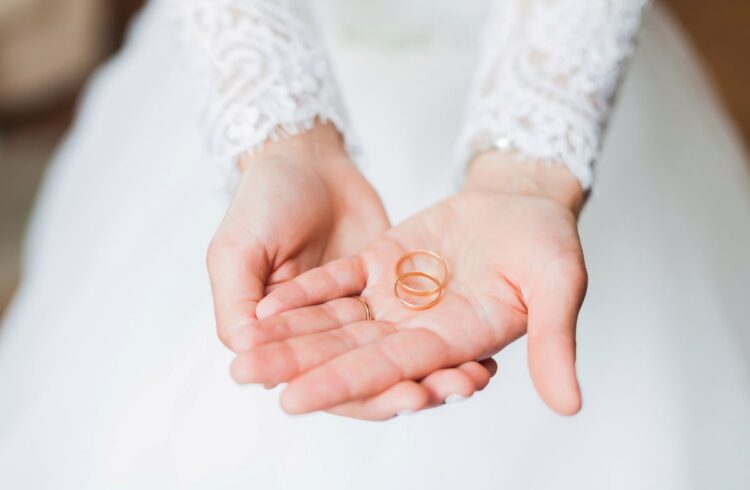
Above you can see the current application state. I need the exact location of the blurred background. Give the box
[0,0,749,313]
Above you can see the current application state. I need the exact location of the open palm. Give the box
[208,126,500,420]
[232,189,588,416]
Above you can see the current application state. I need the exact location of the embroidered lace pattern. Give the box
[458,0,651,188]
[172,0,356,164]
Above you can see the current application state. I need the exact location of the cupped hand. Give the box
[208,125,499,419]
[207,124,388,350]
[232,154,588,416]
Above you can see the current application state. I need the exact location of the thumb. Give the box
[207,232,270,351]
[526,254,587,415]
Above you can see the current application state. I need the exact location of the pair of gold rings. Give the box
[394,250,448,310]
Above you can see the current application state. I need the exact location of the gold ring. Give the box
[395,250,448,296]
[353,296,372,321]
[394,271,443,310]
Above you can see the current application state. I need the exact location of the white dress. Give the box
[1,1,750,488]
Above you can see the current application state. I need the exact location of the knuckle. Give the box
[569,262,588,296]
[206,235,227,269]
[553,252,588,297]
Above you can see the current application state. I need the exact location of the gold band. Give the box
[394,271,443,310]
[353,296,372,321]
[395,250,448,296]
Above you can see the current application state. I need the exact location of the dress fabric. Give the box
[171,0,649,188]
[1,1,750,489]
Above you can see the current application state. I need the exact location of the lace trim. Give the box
[458,0,651,189]
[172,0,358,168]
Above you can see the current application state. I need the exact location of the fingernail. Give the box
[444,394,467,404]
[396,409,416,417]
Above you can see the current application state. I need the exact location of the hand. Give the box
[231,153,588,416]
[207,123,388,350]
[208,125,499,419]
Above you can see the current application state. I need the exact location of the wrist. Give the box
[238,122,350,174]
[238,122,374,210]
[464,152,586,216]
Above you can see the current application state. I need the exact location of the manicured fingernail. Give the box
[396,409,416,417]
[444,394,467,404]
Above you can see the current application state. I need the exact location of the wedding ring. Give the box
[395,250,448,296]
[394,271,443,310]
[353,296,372,321]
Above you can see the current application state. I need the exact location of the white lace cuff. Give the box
[458,0,651,189]
[172,0,357,169]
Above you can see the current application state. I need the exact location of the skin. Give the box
[232,155,588,417]
[208,124,499,420]
[215,120,589,418]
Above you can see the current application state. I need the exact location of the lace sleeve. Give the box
[171,0,357,168]
[457,0,651,189]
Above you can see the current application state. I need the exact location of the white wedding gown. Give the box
[1,1,750,488]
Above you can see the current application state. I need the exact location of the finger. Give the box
[458,360,496,391]
[326,361,495,421]
[325,381,430,421]
[420,364,482,406]
[229,297,370,352]
[526,256,587,416]
[280,328,467,414]
[256,256,366,319]
[206,234,269,350]
[231,321,395,386]
[478,357,499,378]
